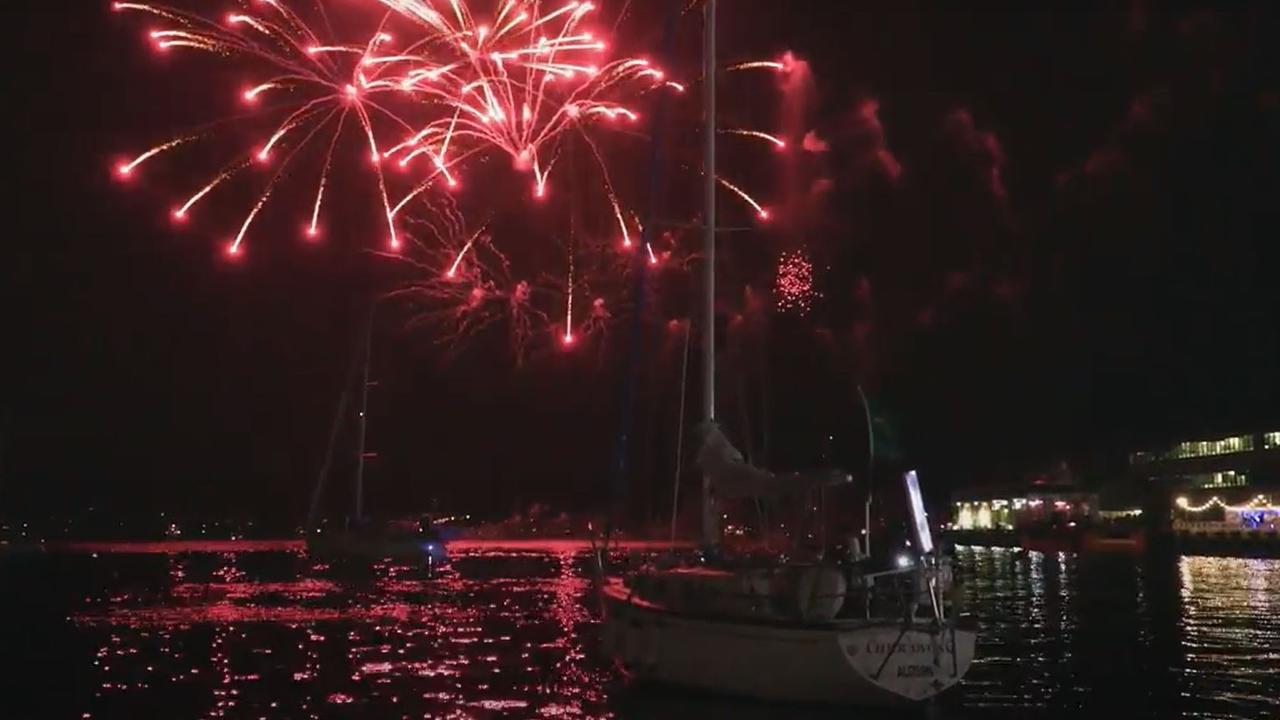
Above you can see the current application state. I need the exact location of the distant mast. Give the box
[306,306,375,531]
[700,0,719,548]
[353,306,375,523]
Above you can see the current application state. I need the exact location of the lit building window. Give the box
[1266,432,1280,450]
[1189,471,1248,489]
[953,501,1015,531]
[976,504,993,529]
[1154,434,1254,462]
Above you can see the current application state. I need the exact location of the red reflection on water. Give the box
[63,540,305,554]
[61,538,686,555]
[74,546,630,719]
[171,579,339,600]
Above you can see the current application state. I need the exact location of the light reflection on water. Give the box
[952,547,1280,720]
[72,549,611,720]
[1176,556,1280,719]
[5,544,1277,719]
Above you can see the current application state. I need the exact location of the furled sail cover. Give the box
[697,423,852,500]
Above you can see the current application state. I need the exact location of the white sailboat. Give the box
[597,1,977,706]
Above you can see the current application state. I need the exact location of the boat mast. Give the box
[700,0,719,548]
[307,362,355,530]
[353,306,375,523]
[857,385,875,557]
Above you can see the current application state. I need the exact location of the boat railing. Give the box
[619,554,957,627]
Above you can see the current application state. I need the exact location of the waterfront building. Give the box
[1130,429,1280,536]
[949,484,1098,532]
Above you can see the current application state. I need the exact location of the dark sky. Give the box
[3,0,1278,524]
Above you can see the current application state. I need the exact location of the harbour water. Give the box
[3,543,1278,719]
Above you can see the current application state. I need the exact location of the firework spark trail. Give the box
[308,110,349,238]
[727,60,784,72]
[564,229,577,345]
[116,1,776,247]
[722,129,786,149]
[372,0,666,203]
[114,2,415,252]
[352,101,402,249]
[390,146,484,217]
[116,136,197,177]
[576,129,634,249]
[612,197,632,248]
[446,226,486,277]
[117,0,673,255]
[112,2,183,21]
[231,108,337,255]
[115,1,792,354]
[387,203,550,363]
[717,176,769,219]
[173,160,249,221]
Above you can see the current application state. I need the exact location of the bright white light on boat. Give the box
[896,553,913,569]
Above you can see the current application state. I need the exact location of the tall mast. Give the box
[700,0,719,548]
[353,306,375,522]
[307,362,356,530]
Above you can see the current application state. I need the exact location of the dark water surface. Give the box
[3,543,1278,719]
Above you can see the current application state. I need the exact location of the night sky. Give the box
[4,1,1278,526]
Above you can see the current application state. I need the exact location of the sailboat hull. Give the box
[601,582,976,706]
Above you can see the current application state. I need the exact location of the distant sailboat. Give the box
[597,1,976,705]
[305,305,446,564]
